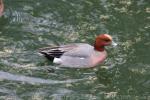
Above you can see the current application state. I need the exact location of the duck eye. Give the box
[104,39,110,42]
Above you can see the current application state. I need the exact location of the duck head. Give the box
[94,34,115,51]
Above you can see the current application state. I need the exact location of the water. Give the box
[0,0,150,99]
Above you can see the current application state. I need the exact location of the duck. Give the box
[0,0,4,16]
[39,34,117,68]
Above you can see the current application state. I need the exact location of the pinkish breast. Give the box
[0,0,4,16]
[91,50,107,67]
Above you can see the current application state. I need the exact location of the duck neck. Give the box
[94,42,105,52]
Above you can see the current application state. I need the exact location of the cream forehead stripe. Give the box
[104,34,112,40]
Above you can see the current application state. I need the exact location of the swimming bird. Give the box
[39,34,117,68]
[0,0,4,16]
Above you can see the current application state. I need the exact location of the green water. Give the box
[0,0,150,100]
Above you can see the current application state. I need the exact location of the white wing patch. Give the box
[80,57,85,59]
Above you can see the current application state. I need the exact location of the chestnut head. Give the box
[94,34,115,51]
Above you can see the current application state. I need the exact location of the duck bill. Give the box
[111,41,117,47]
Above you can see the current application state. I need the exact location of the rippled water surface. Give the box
[0,0,150,99]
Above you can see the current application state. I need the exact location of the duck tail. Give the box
[39,51,54,61]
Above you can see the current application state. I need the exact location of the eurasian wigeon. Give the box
[39,34,117,68]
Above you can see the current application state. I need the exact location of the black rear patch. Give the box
[39,47,65,61]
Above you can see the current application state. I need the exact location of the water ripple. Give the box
[0,71,87,85]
